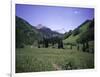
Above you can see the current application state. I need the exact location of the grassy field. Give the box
[16,45,94,73]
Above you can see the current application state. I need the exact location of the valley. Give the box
[16,16,94,73]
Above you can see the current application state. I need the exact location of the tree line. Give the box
[37,36,64,49]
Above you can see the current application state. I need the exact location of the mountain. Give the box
[35,24,46,29]
[16,16,63,48]
[16,16,40,48]
[63,19,94,44]
[36,24,63,38]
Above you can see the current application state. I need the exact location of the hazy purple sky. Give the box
[16,4,94,33]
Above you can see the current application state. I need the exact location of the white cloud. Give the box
[74,11,79,14]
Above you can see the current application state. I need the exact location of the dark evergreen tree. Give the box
[64,30,72,39]
[60,40,64,49]
[70,44,72,49]
[58,38,63,49]
[43,38,49,48]
[37,40,40,48]
[73,28,80,36]
[77,44,79,50]
[82,43,85,52]
[86,42,89,52]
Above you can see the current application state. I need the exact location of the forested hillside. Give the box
[16,16,62,48]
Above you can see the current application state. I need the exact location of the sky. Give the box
[16,4,94,33]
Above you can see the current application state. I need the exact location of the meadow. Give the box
[16,45,94,73]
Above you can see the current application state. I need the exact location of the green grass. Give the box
[16,45,94,73]
[63,21,91,44]
[79,21,91,32]
[63,34,79,44]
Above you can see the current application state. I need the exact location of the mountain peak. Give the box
[36,24,46,29]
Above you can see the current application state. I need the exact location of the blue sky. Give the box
[16,4,94,33]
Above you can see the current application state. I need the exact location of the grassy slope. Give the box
[63,21,91,44]
[16,46,94,73]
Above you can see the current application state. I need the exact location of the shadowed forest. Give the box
[16,16,94,73]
